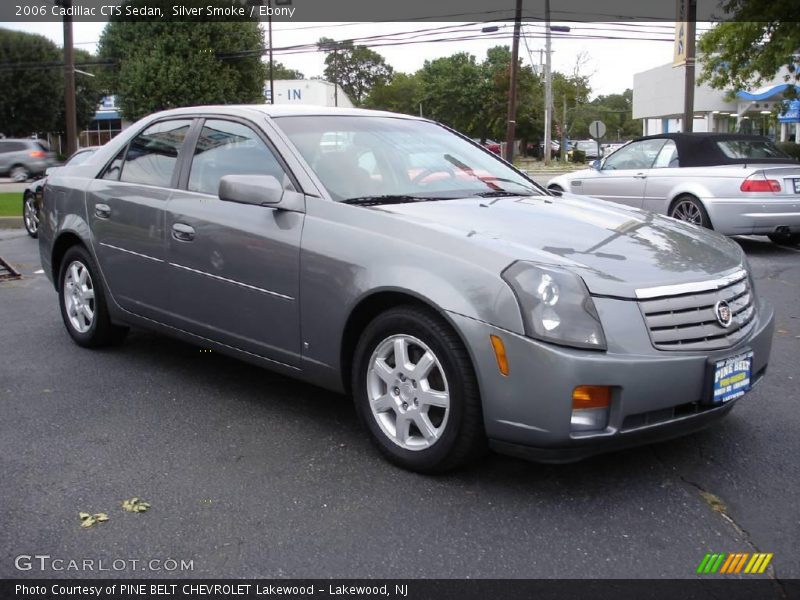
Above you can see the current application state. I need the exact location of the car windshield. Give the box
[717,139,790,160]
[66,149,97,166]
[274,115,542,202]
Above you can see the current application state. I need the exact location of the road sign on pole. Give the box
[589,120,606,161]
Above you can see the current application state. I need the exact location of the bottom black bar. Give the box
[2,579,798,600]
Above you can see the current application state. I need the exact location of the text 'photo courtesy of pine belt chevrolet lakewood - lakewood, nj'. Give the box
[39,104,775,473]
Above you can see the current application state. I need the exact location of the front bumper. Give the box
[703,196,800,235]
[448,295,774,463]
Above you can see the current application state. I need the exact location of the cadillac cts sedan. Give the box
[39,106,774,472]
[547,133,800,246]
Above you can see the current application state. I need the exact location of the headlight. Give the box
[502,261,607,350]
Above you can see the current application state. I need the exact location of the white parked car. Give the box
[548,133,800,245]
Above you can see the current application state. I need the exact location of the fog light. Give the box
[571,385,611,432]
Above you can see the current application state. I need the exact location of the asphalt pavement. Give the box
[0,228,798,584]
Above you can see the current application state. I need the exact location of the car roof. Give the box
[631,132,798,167]
[149,104,421,121]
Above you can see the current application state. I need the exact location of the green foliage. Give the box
[777,142,800,160]
[0,29,102,136]
[364,72,422,115]
[570,149,586,163]
[319,38,393,106]
[98,0,268,121]
[417,52,485,134]
[698,1,800,97]
[270,61,304,80]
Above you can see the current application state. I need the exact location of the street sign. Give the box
[589,121,606,140]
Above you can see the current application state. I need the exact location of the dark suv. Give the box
[0,138,56,181]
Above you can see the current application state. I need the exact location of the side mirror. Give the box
[219,175,283,206]
[218,175,305,213]
[591,159,601,170]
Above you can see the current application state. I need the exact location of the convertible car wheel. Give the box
[58,246,128,347]
[23,193,39,238]
[669,195,712,229]
[352,307,485,473]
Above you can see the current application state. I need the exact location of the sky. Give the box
[0,20,705,99]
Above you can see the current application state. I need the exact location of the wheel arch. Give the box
[339,289,477,397]
[50,231,87,289]
[668,192,714,229]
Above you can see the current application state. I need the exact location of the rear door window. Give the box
[119,120,193,188]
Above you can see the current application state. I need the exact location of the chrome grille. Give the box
[638,274,756,351]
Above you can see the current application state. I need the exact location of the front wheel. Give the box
[351,306,485,473]
[23,193,39,238]
[669,195,712,229]
[58,245,128,348]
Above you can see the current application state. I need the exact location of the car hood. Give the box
[373,193,744,298]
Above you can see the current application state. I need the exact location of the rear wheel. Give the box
[10,165,29,183]
[669,195,712,229]
[23,192,39,238]
[768,232,800,246]
[58,245,128,348]
[351,306,485,473]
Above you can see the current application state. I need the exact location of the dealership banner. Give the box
[2,579,797,600]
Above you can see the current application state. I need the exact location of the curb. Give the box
[0,217,23,229]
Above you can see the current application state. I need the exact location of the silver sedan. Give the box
[548,133,800,246]
[39,107,774,472]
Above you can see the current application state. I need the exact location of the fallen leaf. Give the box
[122,497,150,513]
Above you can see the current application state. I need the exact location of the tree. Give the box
[417,52,484,134]
[98,0,268,121]
[0,28,104,137]
[319,38,393,106]
[364,72,422,115]
[698,2,800,97]
[271,61,304,80]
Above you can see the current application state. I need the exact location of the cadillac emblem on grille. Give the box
[715,300,733,328]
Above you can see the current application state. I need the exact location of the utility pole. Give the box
[543,0,553,166]
[59,0,77,156]
[504,0,523,163]
[268,0,274,104]
[681,0,697,132]
[561,95,568,161]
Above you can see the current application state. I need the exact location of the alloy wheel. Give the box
[366,334,450,451]
[63,260,96,333]
[672,200,702,225]
[23,196,38,235]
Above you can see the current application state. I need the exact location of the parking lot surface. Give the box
[1,228,798,582]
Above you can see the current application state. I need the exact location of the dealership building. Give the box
[632,63,800,142]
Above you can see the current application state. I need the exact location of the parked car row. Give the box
[548,133,800,246]
[38,105,774,473]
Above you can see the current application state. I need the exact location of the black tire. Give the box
[10,165,29,183]
[669,195,712,229]
[23,192,38,239]
[351,306,486,473]
[767,232,800,247]
[57,245,128,348]
[548,184,564,196]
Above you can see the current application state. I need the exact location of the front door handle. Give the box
[172,223,195,242]
[95,203,111,219]
[633,173,648,179]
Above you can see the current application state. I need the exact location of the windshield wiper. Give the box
[473,190,536,198]
[341,195,445,206]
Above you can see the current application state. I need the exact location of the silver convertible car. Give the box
[547,133,800,246]
[39,106,774,472]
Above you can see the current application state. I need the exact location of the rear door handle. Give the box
[172,223,195,242]
[95,203,111,219]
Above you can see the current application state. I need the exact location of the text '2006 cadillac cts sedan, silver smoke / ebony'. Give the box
[39,106,775,472]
